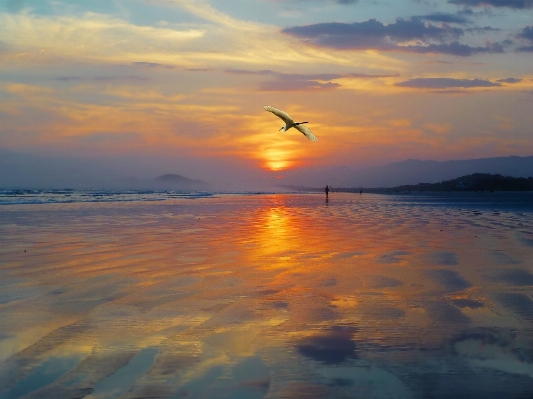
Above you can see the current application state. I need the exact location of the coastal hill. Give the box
[155,173,207,186]
[358,157,533,188]
[114,174,209,190]
[153,174,208,190]
[386,173,533,192]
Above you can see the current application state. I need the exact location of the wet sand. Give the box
[1,193,533,398]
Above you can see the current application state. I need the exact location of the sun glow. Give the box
[262,148,294,171]
[267,160,290,171]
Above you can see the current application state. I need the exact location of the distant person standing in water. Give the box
[325,185,330,197]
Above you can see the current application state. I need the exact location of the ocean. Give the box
[1,191,533,398]
[0,189,216,206]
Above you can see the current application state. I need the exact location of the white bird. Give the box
[264,106,318,142]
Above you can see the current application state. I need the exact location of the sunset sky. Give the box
[1,0,533,188]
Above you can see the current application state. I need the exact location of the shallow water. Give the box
[1,192,533,398]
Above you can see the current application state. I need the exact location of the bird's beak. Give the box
[279,127,283,131]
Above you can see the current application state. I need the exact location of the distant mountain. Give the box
[105,174,209,190]
[153,174,208,189]
[284,156,533,188]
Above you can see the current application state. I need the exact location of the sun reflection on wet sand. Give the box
[1,193,533,398]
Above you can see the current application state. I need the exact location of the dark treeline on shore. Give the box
[389,173,533,193]
[283,173,533,193]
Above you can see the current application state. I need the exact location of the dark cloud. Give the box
[283,18,464,49]
[496,77,522,83]
[410,40,504,55]
[296,329,357,364]
[458,7,496,16]
[396,77,501,88]
[465,26,502,34]
[283,18,505,56]
[415,12,471,24]
[517,25,533,42]
[458,7,475,14]
[449,0,533,8]
[488,38,516,51]
[484,40,505,53]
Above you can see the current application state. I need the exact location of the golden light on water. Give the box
[257,205,294,257]
[246,201,307,271]
[265,206,290,236]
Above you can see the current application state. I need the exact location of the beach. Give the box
[1,192,533,398]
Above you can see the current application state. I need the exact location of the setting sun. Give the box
[260,148,296,172]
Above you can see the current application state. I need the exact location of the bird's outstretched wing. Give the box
[294,124,318,142]
[264,106,293,124]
